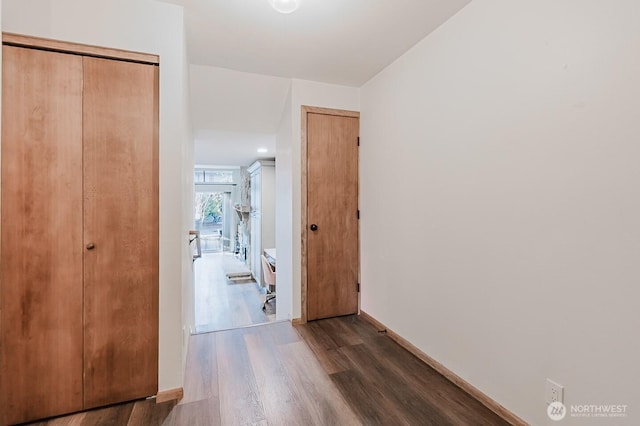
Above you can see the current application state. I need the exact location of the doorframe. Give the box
[300,105,360,323]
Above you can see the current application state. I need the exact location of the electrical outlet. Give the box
[545,379,564,405]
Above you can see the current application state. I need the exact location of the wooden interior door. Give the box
[306,111,360,321]
[0,46,84,424]
[82,57,159,408]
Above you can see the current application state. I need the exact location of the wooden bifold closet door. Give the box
[0,43,85,426]
[0,36,158,425]
[82,56,159,410]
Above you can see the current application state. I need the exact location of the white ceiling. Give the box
[190,65,291,135]
[194,129,276,166]
[176,0,471,87]
[189,64,290,166]
[161,0,472,167]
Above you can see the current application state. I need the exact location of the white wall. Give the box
[2,0,192,392]
[180,29,195,374]
[275,85,293,321]
[360,0,640,424]
[289,80,360,319]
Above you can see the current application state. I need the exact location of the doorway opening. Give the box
[192,166,277,333]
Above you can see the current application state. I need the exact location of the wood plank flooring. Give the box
[194,253,275,333]
[296,316,511,426]
[25,316,511,426]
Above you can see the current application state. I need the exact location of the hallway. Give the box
[28,316,509,425]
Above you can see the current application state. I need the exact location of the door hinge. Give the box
[357,210,360,220]
[357,137,360,146]
[357,282,361,292]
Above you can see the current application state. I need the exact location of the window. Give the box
[194,169,234,184]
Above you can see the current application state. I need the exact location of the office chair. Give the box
[261,254,276,311]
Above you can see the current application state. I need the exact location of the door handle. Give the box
[310,224,318,231]
[86,243,95,250]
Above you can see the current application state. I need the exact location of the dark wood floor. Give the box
[26,316,510,425]
[296,316,510,426]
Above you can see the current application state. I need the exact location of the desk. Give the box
[264,248,276,267]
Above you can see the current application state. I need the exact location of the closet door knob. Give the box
[310,224,318,231]
[86,243,95,250]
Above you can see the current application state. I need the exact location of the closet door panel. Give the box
[82,57,159,408]
[0,46,84,424]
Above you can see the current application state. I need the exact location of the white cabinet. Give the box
[248,160,275,287]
